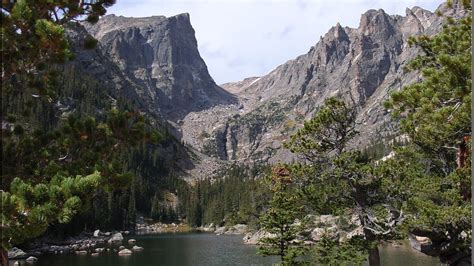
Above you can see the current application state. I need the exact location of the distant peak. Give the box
[361,8,388,19]
[358,8,394,36]
[406,6,432,16]
[331,22,347,40]
[173,13,190,19]
[169,13,191,24]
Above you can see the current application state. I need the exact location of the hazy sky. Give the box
[108,0,443,84]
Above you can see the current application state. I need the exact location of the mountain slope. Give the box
[181,3,462,163]
[79,2,464,171]
[84,14,237,122]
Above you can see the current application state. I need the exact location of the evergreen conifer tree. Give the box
[258,167,307,265]
[382,0,471,263]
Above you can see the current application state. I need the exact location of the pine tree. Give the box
[382,1,471,264]
[258,167,307,265]
[1,1,117,264]
[1,172,101,262]
[286,97,399,266]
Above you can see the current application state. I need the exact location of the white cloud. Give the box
[107,0,443,84]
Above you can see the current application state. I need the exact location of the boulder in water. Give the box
[118,249,132,256]
[94,248,105,253]
[108,233,124,244]
[25,256,38,263]
[8,247,27,259]
[215,226,226,235]
[132,245,144,252]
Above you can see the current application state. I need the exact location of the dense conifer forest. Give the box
[1,0,471,265]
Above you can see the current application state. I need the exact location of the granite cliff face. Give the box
[78,3,461,173]
[84,13,236,122]
[180,4,461,163]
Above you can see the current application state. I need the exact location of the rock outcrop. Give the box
[242,214,363,245]
[118,249,132,256]
[8,248,27,260]
[178,2,462,163]
[84,14,236,122]
[107,233,124,244]
[78,3,464,170]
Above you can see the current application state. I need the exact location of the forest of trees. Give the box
[254,1,472,265]
[0,0,193,263]
[184,163,270,227]
[1,0,471,265]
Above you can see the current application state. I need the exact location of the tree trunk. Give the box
[368,246,380,266]
[1,247,8,266]
[456,136,469,168]
[362,225,380,266]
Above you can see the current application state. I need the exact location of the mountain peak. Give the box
[85,12,236,121]
[359,8,395,37]
[172,13,190,20]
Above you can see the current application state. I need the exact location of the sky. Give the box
[108,0,443,84]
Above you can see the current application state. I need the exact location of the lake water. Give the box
[34,233,440,266]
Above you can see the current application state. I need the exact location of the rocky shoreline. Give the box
[8,214,427,264]
[136,222,193,234]
[8,230,146,265]
[7,218,201,265]
[200,214,365,246]
[203,214,432,259]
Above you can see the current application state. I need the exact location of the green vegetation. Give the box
[255,2,471,265]
[1,0,191,263]
[1,0,470,265]
[1,1,118,263]
[184,163,270,227]
[257,167,307,265]
[285,97,394,265]
[312,236,368,265]
[381,0,472,262]
[1,172,101,250]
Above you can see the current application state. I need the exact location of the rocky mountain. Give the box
[84,14,237,122]
[77,2,463,176]
[179,2,464,164]
[80,13,240,180]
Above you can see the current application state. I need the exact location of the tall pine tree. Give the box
[383,0,471,264]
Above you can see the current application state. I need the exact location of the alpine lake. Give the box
[26,232,442,266]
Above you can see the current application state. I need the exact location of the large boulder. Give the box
[233,224,248,234]
[94,248,105,253]
[214,226,226,235]
[319,215,338,225]
[108,232,124,244]
[224,224,248,234]
[132,245,144,252]
[25,256,38,263]
[118,249,132,256]
[310,228,326,241]
[200,223,215,232]
[8,247,28,259]
[243,230,275,245]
